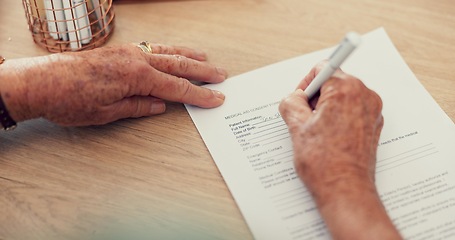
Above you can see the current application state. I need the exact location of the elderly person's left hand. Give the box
[0,43,227,126]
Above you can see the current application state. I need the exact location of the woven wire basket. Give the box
[22,0,115,52]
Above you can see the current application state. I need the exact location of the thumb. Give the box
[108,96,166,120]
[279,89,313,128]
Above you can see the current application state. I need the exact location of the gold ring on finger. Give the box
[137,41,153,53]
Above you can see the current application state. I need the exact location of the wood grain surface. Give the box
[1,0,454,239]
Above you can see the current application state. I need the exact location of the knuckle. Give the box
[338,75,383,115]
[323,76,367,105]
[344,76,364,89]
[176,78,192,101]
[132,99,143,117]
[176,55,189,72]
[278,102,288,116]
[279,96,299,119]
[369,90,383,112]
[279,97,293,111]
[161,45,172,55]
[154,45,165,54]
[332,75,364,96]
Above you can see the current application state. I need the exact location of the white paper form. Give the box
[185,28,455,240]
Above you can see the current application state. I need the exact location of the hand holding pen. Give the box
[278,60,398,240]
[301,32,361,100]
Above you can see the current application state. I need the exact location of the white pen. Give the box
[303,32,361,99]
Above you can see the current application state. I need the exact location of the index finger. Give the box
[279,89,313,128]
[150,43,208,61]
[296,60,328,90]
[296,60,345,91]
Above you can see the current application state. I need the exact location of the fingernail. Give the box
[151,102,166,114]
[195,50,207,59]
[212,90,225,100]
[212,68,227,82]
[295,89,305,96]
[217,67,228,77]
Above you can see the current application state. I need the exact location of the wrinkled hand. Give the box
[0,43,227,126]
[279,63,402,239]
[279,62,384,198]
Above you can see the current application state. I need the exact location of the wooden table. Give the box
[1,0,454,239]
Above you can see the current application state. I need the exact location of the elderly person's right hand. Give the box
[0,43,227,126]
[279,62,402,240]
